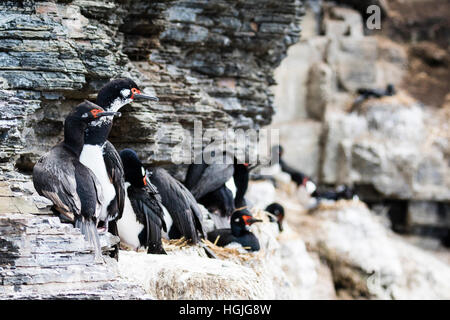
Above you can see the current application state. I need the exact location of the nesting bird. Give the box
[33,101,120,260]
[207,209,262,252]
[148,167,206,244]
[272,145,316,194]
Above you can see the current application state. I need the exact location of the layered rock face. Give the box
[0,0,306,299]
[0,211,147,299]
[0,0,304,172]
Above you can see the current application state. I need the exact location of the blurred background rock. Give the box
[270,0,450,252]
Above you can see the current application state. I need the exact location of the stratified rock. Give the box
[0,212,148,299]
[0,0,305,170]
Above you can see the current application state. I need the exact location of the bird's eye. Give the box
[234,218,240,223]
[131,88,141,99]
[90,109,103,118]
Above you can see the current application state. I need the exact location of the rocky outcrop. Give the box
[0,0,304,171]
[0,211,147,299]
[118,210,321,300]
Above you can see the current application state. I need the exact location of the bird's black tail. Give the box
[75,217,102,262]
[147,219,167,254]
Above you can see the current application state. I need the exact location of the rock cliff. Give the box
[0,0,305,299]
[0,0,303,172]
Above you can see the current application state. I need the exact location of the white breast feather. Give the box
[79,144,116,221]
[117,183,145,250]
[161,204,173,240]
[225,177,237,199]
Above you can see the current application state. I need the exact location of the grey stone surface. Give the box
[0,0,305,171]
[271,4,449,203]
[0,210,147,299]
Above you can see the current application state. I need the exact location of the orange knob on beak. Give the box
[90,109,103,118]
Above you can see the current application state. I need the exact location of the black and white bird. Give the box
[185,152,252,217]
[232,161,250,208]
[207,209,262,252]
[265,202,285,232]
[79,78,158,257]
[185,152,235,216]
[148,166,206,244]
[117,149,167,254]
[33,101,120,260]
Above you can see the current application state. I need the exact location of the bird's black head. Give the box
[96,78,158,112]
[120,148,148,188]
[230,208,262,236]
[386,83,396,96]
[265,202,285,232]
[70,101,120,123]
[63,101,119,155]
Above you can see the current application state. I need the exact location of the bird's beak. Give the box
[132,93,159,102]
[248,217,263,225]
[278,222,284,232]
[97,111,121,118]
[143,175,151,186]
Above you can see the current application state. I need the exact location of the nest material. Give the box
[160,236,260,262]
[121,207,272,261]
[201,238,259,262]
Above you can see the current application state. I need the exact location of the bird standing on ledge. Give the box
[80,78,158,258]
[33,101,120,261]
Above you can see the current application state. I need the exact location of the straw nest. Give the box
[160,207,270,262]
[120,207,271,262]
[160,237,261,262]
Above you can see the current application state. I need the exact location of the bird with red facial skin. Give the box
[79,78,158,259]
[207,208,262,251]
[33,101,120,261]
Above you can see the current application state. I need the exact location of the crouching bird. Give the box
[33,101,120,261]
[117,149,167,254]
[207,209,262,252]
